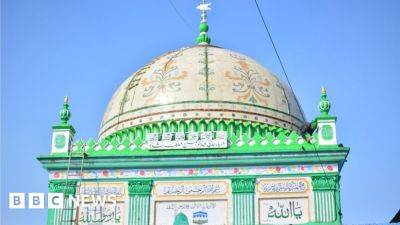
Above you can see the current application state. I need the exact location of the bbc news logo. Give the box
[9,193,117,209]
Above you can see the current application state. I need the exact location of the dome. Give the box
[99,45,306,139]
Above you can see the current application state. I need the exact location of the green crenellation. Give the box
[58,119,327,156]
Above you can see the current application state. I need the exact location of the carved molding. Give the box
[48,180,77,195]
[231,177,255,193]
[128,179,153,195]
[312,175,338,191]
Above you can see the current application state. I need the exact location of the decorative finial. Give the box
[318,87,331,116]
[59,96,71,125]
[196,0,211,45]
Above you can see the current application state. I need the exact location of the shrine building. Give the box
[38,1,349,225]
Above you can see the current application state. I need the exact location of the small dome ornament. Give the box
[59,96,71,125]
[196,0,211,45]
[318,87,331,116]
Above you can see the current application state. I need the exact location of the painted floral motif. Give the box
[50,164,338,180]
[141,59,188,104]
[225,59,271,105]
[199,81,215,93]
[197,49,215,97]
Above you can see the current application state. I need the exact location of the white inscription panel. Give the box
[259,198,309,224]
[146,131,228,150]
[78,182,126,202]
[155,200,228,225]
[258,179,308,194]
[155,181,228,197]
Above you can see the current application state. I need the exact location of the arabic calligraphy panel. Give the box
[257,178,310,195]
[259,198,309,224]
[78,182,126,202]
[154,200,228,225]
[78,203,125,225]
[146,131,228,150]
[154,181,229,199]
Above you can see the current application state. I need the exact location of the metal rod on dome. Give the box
[196,0,211,45]
[199,0,208,23]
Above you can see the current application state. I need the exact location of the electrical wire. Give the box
[253,0,303,131]
[311,140,335,190]
[253,0,294,91]
[168,0,197,34]
[253,0,335,190]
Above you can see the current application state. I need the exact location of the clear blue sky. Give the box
[1,0,399,224]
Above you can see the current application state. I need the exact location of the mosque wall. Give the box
[47,170,340,225]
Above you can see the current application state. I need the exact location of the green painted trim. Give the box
[335,178,343,224]
[41,149,349,160]
[128,179,153,195]
[316,115,337,121]
[128,195,151,225]
[314,190,337,222]
[38,151,348,170]
[99,118,306,148]
[231,177,255,193]
[52,125,75,134]
[312,175,341,223]
[233,193,255,225]
[312,175,338,191]
[60,118,349,158]
[47,180,77,225]
[204,46,210,100]
[61,200,75,224]
[47,208,55,225]
[44,145,349,158]
[48,180,77,195]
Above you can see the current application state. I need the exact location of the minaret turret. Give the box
[315,87,338,146]
[51,96,75,154]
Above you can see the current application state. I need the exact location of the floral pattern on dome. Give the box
[99,46,306,139]
[225,56,271,105]
[141,58,188,104]
[197,48,215,98]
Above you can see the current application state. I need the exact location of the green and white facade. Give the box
[38,3,349,225]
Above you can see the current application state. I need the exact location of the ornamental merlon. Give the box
[56,120,347,156]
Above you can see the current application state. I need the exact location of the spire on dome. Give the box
[318,87,331,116]
[196,0,211,45]
[59,96,71,125]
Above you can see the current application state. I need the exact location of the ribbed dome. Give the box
[99,45,306,139]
